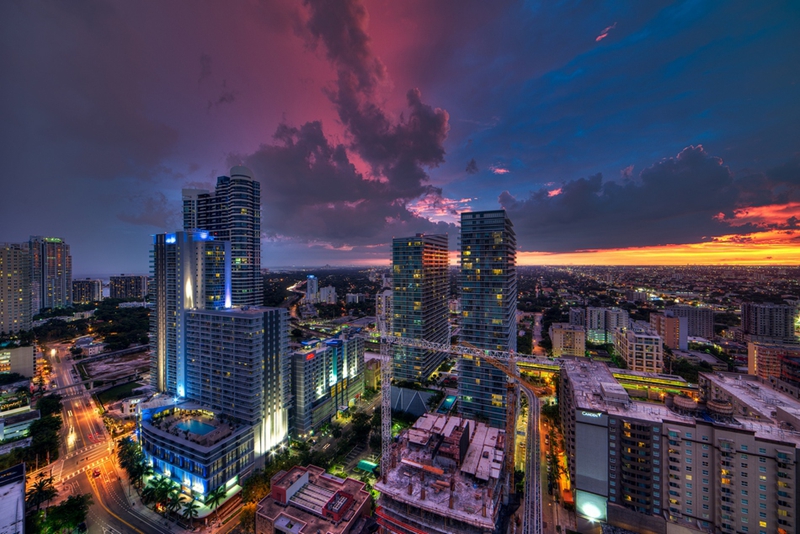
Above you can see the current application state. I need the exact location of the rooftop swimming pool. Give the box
[437,394,457,414]
[176,419,215,436]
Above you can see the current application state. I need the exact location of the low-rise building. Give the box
[255,464,371,534]
[139,401,254,502]
[549,323,586,357]
[615,321,663,373]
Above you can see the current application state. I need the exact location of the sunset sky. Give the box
[1,0,799,274]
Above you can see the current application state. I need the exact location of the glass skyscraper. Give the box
[458,210,517,428]
[391,234,450,382]
[182,166,262,306]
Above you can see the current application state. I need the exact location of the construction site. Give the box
[374,412,509,534]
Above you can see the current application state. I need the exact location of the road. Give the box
[41,343,175,534]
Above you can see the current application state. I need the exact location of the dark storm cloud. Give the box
[231,0,455,247]
[499,145,800,253]
[233,121,453,247]
[465,158,478,174]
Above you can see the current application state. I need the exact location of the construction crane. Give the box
[377,334,543,534]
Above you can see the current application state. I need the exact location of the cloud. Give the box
[620,164,634,178]
[498,145,800,253]
[595,22,617,42]
[490,165,510,174]
[465,158,478,174]
[227,0,455,249]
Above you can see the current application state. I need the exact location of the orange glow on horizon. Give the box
[517,229,800,265]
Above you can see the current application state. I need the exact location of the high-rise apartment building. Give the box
[319,285,337,304]
[391,234,449,382]
[290,331,364,437]
[615,321,663,373]
[29,236,72,312]
[741,302,797,343]
[184,306,289,456]
[0,243,31,334]
[459,210,516,428]
[586,307,629,344]
[182,166,262,306]
[375,289,392,334]
[549,323,586,357]
[665,305,715,340]
[72,278,102,304]
[649,311,688,351]
[143,228,290,503]
[305,274,318,304]
[110,274,148,300]
[150,231,230,395]
[747,341,800,381]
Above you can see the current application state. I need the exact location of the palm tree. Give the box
[181,497,200,529]
[166,490,182,521]
[26,472,58,512]
[205,485,227,523]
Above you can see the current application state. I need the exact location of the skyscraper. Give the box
[150,231,230,395]
[0,243,31,334]
[182,166,262,306]
[391,234,449,382]
[459,210,516,427]
[29,236,72,312]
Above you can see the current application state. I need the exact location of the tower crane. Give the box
[377,334,544,534]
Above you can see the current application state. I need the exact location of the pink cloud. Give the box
[596,22,617,42]
[547,188,563,197]
[490,165,510,174]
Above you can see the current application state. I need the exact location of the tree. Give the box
[43,493,93,533]
[181,497,200,528]
[26,472,58,512]
[166,490,183,520]
[240,502,257,533]
[206,485,227,522]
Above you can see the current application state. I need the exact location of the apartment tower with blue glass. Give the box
[391,234,450,382]
[459,210,517,428]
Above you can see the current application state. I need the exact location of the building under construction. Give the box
[375,413,507,534]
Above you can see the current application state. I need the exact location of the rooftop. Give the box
[375,413,505,530]
[143,403,234,448]
[257,465,370,534]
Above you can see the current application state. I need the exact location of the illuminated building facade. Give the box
[391,233,449,382]
[29,235,72,312]
[290,331,364,437]
[741,302,798,343]
[182,166,262,306]
[459,210,516,428]
[150,230,230,395]
[0,243,31,334]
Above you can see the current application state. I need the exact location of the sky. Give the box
[1,0,799,275]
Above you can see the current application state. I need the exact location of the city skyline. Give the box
[1,1,799,274]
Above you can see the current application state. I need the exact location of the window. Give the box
[741,445,748,451]
[685,432,692,438]
[758,448,766,454]
[742,490,749,495]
